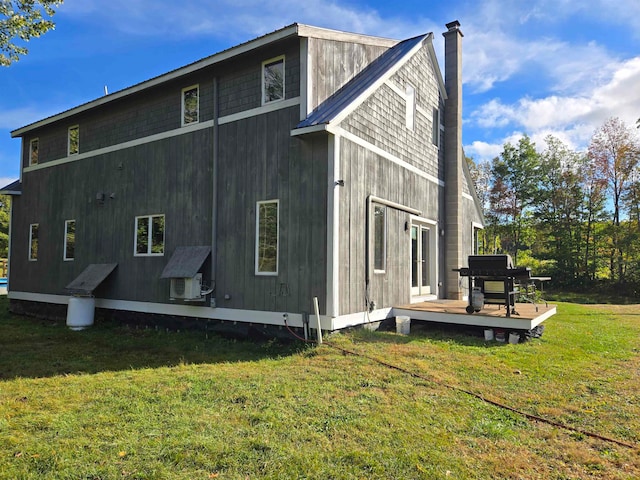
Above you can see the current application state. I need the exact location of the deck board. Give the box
[394,300,556,330]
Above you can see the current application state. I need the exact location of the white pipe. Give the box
[313,296,323,345]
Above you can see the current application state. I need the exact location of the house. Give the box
[1,21,485,334]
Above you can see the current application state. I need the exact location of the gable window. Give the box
[255,200,279,275]
[406,84,416,131]
[135,214,165,256]
[64,220,75,261]
[432,108,440,146]
[68,125,79,156]
[182,85,199,126]
[373,205,386,272]
[29,223,39,261]
[262,56,285,104]
[29,138,39,165]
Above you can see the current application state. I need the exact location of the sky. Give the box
[1,0,639,187]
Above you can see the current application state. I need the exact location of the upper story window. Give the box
[68,125,79,156]
[405,84,416,131]
[373,205,387,272]
[262,56,285,105]
[64,220,75,261]
[29,223,39,261]
[182,85,199,126]
[135,214,165,256]
[255,200,279,275]
[29,138,39,165]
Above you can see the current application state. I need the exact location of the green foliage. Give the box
[0,194,9,258]
[0,0,63,66]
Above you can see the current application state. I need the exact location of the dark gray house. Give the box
[2,21,484,332]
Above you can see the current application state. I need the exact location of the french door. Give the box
[411,224,432,296]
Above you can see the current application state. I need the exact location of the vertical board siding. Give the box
[10,131,213,303]
[215,105,328,315]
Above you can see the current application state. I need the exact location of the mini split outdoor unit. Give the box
[170,273,202,300]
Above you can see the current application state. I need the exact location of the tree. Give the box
[488,136,540,265]
[588,117,640,282]
[0,194,10,258]
[0,0,63,66]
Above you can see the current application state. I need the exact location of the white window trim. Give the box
[64,219,75,261]
[68,125,79,156]
[262,55,285,106]
[134,214,165,257]
[29,138,39,166]
[29,223,39,261]
[405,83,416,131]
[255,199,279,276]
[181,84,199,127]
[432,108,440,147]
[373,204,387,274]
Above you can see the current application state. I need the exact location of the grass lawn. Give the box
[0,297,639,479]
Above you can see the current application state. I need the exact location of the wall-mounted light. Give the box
[334,180,345,187]
[96,192,105,205]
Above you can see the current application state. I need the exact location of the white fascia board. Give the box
[11,25,300,137]
[296,24,397,47]
[328,36,428,128]
[426,36,448,101]
[290,124,329,136]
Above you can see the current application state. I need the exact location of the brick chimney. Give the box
[443,20,464,299]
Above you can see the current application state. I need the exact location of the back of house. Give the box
[2,22,483,333]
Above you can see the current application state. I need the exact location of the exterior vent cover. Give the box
[170,273,202,300]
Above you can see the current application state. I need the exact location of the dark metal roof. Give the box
[0,179,22,195]
[160,246,211,279]
[66,263,118,295]
[296,34,428,129]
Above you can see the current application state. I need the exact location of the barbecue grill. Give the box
[454,254,531,317]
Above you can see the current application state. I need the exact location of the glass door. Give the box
[411,224,431,296]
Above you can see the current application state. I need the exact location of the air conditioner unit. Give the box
[170,273,202,300]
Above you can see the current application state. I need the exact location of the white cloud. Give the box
[471,55,640,145]
[0,177,19,188]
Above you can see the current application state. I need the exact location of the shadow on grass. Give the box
[0,302,308,381]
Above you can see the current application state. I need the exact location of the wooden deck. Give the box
[394,299,556,330]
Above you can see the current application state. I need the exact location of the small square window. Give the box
[29,223,39,261]
[29,138,39,166]
[255,200,279,275]
[68,125,79,156]
[373,205,386,272]
[64,220,75,261]
[262,57,285,104]
[182,85,199,126]
[134,215,165,256]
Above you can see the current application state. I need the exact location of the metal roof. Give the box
[296,34,429,129]
[0,179,22,195]
[160,246,211,279]
[66,263,118,295]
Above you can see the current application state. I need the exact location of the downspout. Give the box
[210,76,219,307]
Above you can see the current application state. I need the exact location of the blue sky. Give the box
[1,0,639,186]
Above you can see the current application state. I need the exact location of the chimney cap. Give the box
[445,20,461,31]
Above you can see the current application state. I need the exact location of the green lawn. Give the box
[0,297,638,479]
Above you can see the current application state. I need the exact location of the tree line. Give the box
[469,117,640,295]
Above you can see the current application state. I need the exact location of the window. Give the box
[135,215,165,256]
[182,85,199,126]
[432,108,440,146]
[68,125,79,156]
[373,205,386,272]
[64,220,75,261]
[29,224,39,261]
[255,200,279,275]
[29,138,39,165]
[262,56,285,104]
[406,84,416,131]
